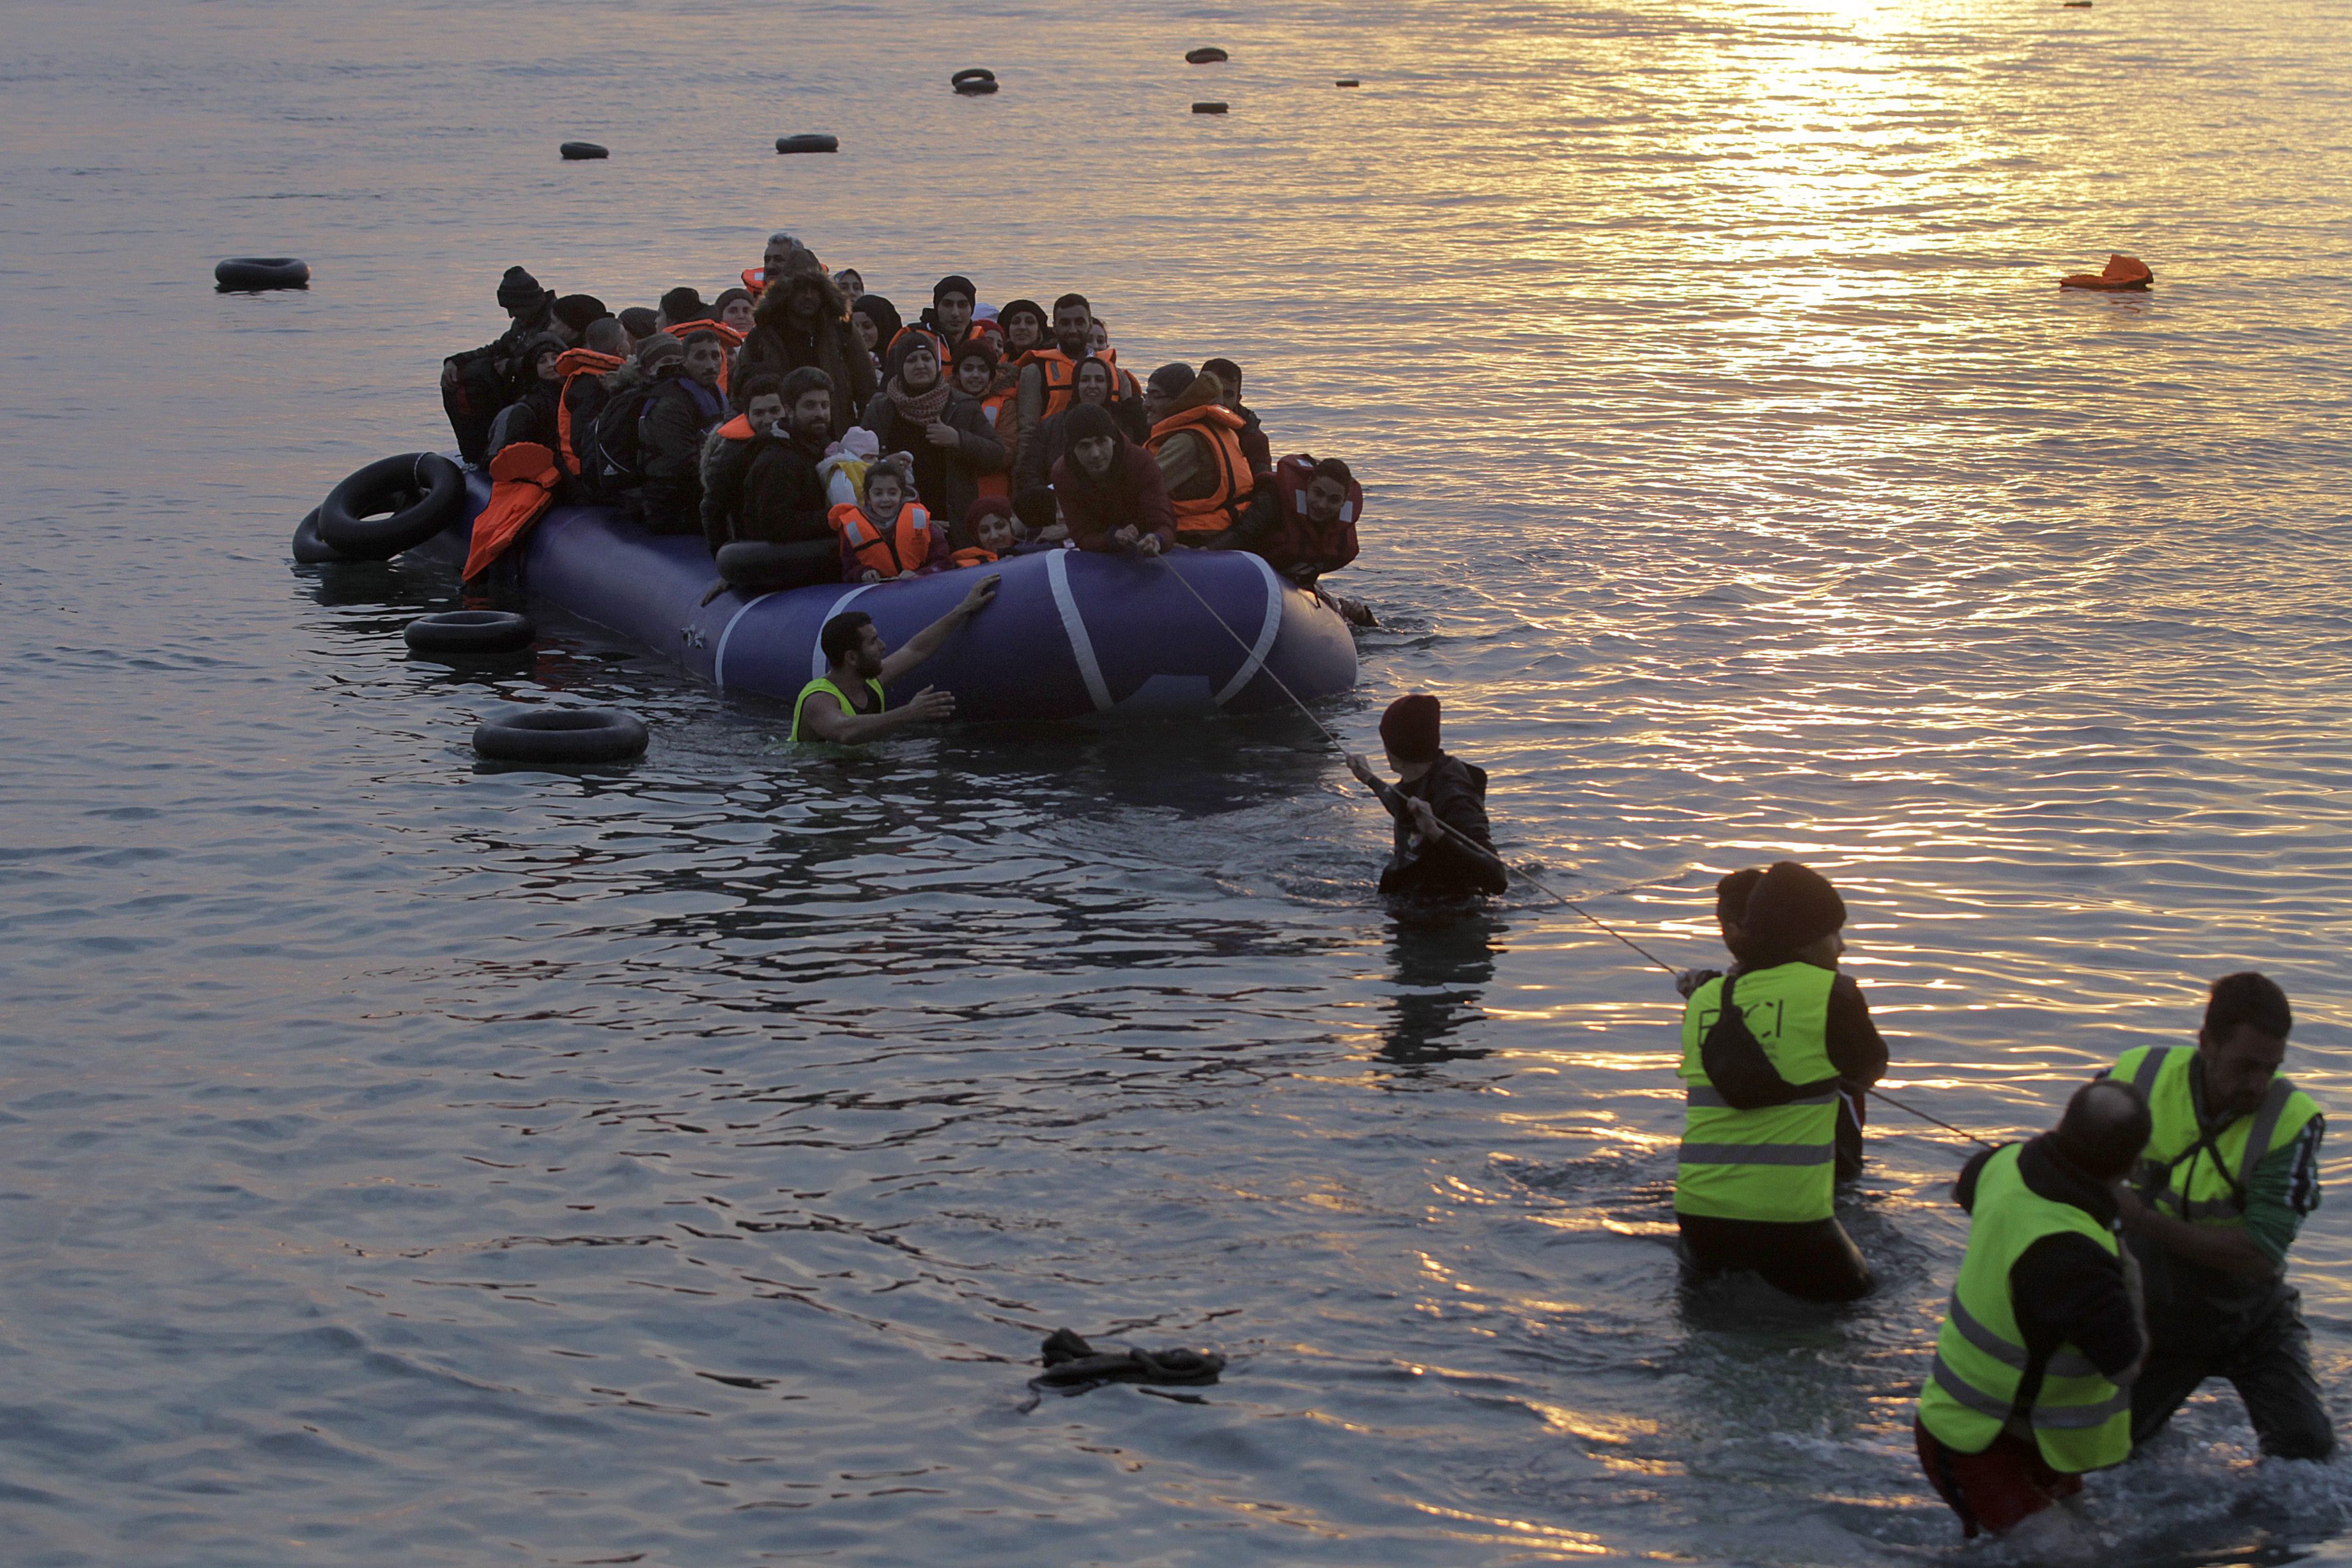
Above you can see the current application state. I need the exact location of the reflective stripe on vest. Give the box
[1146,404,1253,538]
[789,675,886,742]
[1674,963,1840,1223]
[2118,1046,2319,1228]
[832,503,934,580]
[1915,1144,2132,1472]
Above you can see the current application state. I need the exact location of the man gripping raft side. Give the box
[2106,973,2332,1462]
[790,576,1000,744]
[1674,861,1889,1302]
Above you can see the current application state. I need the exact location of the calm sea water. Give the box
[5,0,2352,1562]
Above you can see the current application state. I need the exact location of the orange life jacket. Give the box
[2060,253,2154,291]
[1023,347,1140,420]
[464,441,562,581]
[741,266,766,297]
[830,501,936,580]
[1146,404,1255,539]
[976,389,1018,499]
[552,349,624,479]
[950,546,998,569]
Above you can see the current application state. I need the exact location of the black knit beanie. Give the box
[552,293,607,333]
[1742,861,1846,961]
[497,266,547,309]
[1147,362,1196,399]
[659,285,709,325]
[1064,402,1119,447]
[933,274,976,303]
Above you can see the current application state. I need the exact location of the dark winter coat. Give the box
[732,431,836,550]
[1050,441,1177,553]
[639,374,727,536]
[1377,755,1508,898]
[738,272,877,439]
[860,386,1006,531]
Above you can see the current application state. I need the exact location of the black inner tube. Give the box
[473,707,649,765]
[406,610,535,654]
[216,257,311,291]
[319,453,464,559]
[1186,46,1229,63]
[559,141,609,159]
[775,134,839,155]
[291,507,345,564]
[950,67,996,85]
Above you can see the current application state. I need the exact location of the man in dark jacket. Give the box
[1917,1079,2151,1538]
[639,329,730,535]
[718,368,838,583]
[740,270,874,440]
[1346,695,1509,899]
[441,266,556,464]
[1202,358,1273,476]
[862,337,1006,528]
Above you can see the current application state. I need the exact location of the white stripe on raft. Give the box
[1046,550,1113,712]
[807,584,876,680]
[712,591,776,692]
[1212,552,1285,708]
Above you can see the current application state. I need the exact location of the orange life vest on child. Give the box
[552,349,624,479]
[830,501,936,580]
[1146,404,1257,540]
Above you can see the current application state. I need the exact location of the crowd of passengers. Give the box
[439,234,1365,602]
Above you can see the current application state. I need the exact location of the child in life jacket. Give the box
[817,426,881,510]
[830,461,949,582]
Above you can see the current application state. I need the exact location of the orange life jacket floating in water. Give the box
[830,501,937,579]
[552,348,624,479]
[464,441,562,580]
[2061,254,2152,291]
[1146,402,1257,540]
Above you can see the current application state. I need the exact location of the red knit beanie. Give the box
[1379,694,1442,763]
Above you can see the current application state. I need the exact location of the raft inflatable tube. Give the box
[321,452,465,559]
[473,706,647,765]
[420,476,1358,726]
[775,133,838,155]
[407,610,534,655]
[1186,47,1229,63]
[291,507,344,564]
[216,257,309,291]
[560,141,609,160]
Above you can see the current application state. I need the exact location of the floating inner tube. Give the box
[1192,102,1229,115]
[291,507,345,564]
[775,133,839,155]
[954,77,1000,95]
[319,452,465,559]
[216,257,310,291]
[560,141,609,160]
[1185,47,1229,64]
[473,708,649,765]
[1336,78,1361,87]
[406,610,535,655]
[950,67,996,86]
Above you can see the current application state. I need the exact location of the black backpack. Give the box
[1699,970,1843,1110]
[589,380,660,493]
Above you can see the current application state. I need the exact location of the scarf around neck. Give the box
[886,374,953,428]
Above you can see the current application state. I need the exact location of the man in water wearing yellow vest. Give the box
[1915,1078,2152,1537]
[2110,972,2332,1461]
[790,575,1000,744]
[1674,861,1889,1300]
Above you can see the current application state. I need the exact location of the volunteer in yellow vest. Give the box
[1915,1079,2151,1538]
[1143,364,1264,547]
[2109,972,2331,1460]
[1675,860,1887,1301]
[790,575,1000,744]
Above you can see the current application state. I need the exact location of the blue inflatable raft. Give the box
[424,473,1359,724]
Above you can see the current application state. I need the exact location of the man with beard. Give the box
[708,368,843,593]
[739,269,874,439]
[791,579,1000,744]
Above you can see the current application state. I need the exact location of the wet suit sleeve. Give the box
[1825,975,1888,1087]
[2241,1115,2324,1267]
[2010,1233,2144,1379]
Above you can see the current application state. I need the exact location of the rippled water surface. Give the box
[5,0,2352,1561]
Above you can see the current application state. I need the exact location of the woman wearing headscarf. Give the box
[861,335,1005,533]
